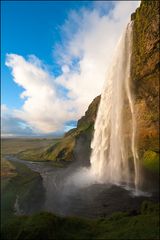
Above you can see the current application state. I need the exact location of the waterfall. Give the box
[90,22,139,190]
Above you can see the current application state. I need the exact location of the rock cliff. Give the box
[26,1,159,177]
[131,0,159,178]
[40,95,100,165]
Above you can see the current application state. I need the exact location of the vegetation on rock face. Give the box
[142,150,159,173]
[131,0,159,174]
[41,95,100,163]
[76,95,100,128]
[1,201,159,240]
[21,96,100,163]
[1,161,45,226]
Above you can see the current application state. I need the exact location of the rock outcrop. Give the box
[131,0,159,178]
[40,95,100,164]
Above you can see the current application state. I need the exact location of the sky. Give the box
[1,0,140,137]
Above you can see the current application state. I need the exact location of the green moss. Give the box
[1,202,159,240]
[108,212,128,221]
[143,137,159,153]
[1,159,17,178]
[141,201,159,215]
[131,0,159,166]
[17,139,61,162]
[42,135,75,162]
[29,96,100,163]
[1,161,45,226]
[37,120,94,163]
[142,150,159,173]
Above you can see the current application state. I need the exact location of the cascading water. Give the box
[90,22,139,191]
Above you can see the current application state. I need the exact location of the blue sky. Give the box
[1,1,94,109]
[1,1,140,137]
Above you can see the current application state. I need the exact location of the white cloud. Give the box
[4,1,140,135]
[1,104,33,137]
[61,65,70,74]
[5,54,77,133]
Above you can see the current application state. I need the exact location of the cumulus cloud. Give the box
[1,104,33,137]
[5,54,77,133]
[3,1,140,135]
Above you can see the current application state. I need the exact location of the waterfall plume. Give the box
[90,22,139,190]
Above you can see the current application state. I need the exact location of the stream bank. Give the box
[3,155,159,219]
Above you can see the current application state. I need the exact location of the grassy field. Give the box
[1,138,60,177]
[1,138,57,226]
[1,138,59,156]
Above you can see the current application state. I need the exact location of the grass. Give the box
[41,123,93,162]
[1,159,17,178]
[42,135,75,161]
[142,150,159,173]
[1,138,159,239]
[0,137,67,228]
[1,138,60,163]
[1,201,159,240]
[1,138,59,155]
[1,138,57,227]
[1,161,45,227]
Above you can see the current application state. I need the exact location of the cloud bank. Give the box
[3,1,140,136]
[1,104,33,137]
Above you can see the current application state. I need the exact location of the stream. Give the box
[6,155,159,218]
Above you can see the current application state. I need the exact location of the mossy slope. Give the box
[20,96,100,164]
[1,201,159,240]
[42,95,100,163]
[1,161,45,226]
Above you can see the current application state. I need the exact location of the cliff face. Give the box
[131,0,159,176]
[40,95,100,164]
[36,1,159,175]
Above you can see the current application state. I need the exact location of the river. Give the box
[6,155,159,218]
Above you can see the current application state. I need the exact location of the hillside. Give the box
[2,201,159,240]
[19,96,100,165]
[41,95,100,164]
